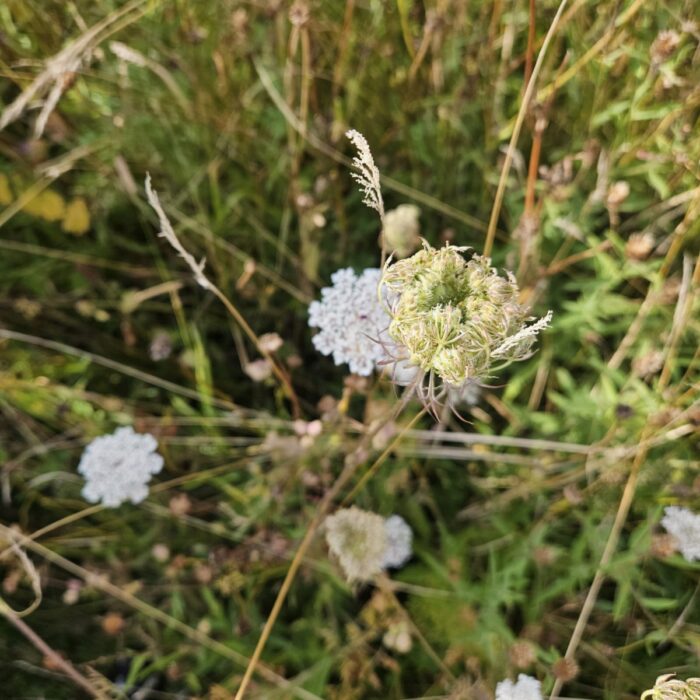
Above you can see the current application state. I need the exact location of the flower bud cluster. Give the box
[381,242,551,389]
[642,675,700,700]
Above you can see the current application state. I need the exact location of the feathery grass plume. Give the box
[381,242,551,408]
[495,674,543,700]
[308,267,390,376]
[346,129,384,223]
[324,507,387,583]
[0,2,143,138]
[145,175,210,289]
[642,675,700,700]
[78,426,163,507]
[660,507,700,561]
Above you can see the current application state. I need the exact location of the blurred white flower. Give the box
[383,356,421,386]
[149,330,173,361]
[382,514,413,569]
[325,507,413,582]
[78,426,164,507]
[661,506,700,561]
[447,379,482,407]
[383,204,421,258]
[244,358,273,382]
[258,332,284,353]
[383,620,412,653]
[308,267,390,376]
[325,506,387,582]
[496,674,543,700]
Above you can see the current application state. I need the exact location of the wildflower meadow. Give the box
[0,1,698,699]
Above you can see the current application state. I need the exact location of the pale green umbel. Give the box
[642,675,700,700]
[380,241,551,405]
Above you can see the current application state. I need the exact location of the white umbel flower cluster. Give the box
[324,507,413,582]
[382,514,413,569]
[308,267,390,376]
[495,674,543,700]
[78,426,164,507]
[661,506,700,561]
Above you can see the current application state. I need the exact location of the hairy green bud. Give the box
[642,675,700,700]
[381,242,551,397]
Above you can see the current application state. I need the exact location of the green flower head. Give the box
[642,675,700,700]
[381,242,551,400]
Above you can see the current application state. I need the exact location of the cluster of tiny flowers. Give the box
[642,675,700,700]
[383,204,421,258]
[381,242,551,395]
[381,515,413,569]
[78,426,164,507]
[661,506,700,561]
[324,507,413,582]
[495,674,543,700]
[308,267,391,376]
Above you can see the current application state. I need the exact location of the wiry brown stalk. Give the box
[145,176,301,417]
[234,392,420,700]
[0,0,148,137]
[524,0,536,86]
[254,60,488,233]
[549,251,698,699]
[483,0,569,258]
[0,525,323,700]
[3,609,106,698]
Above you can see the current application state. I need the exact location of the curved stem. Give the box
[234,393,421,700]
[483,0,568,258]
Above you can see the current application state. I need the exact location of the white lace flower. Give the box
[308,267,390,376]
[382,515,413,569]
[661,506,700,562]
[496,674,543,700]
[78,426,164,507]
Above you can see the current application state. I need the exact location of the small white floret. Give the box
[78,426,164,508]
[661,506,700,562]
[308,267,391,376]
[495,674,543,700]
[382,515,413,569]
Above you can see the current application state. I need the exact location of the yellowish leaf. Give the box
[62,197,91,235]
[0,174,12,205]
[23,190,66,221]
